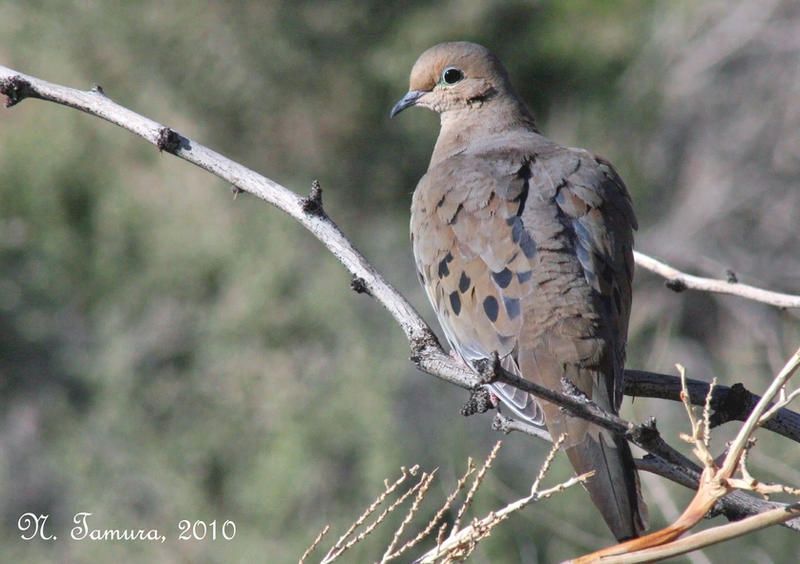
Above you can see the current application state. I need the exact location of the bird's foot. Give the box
[461,387,497,416]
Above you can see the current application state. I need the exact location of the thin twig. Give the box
[677,365,715,468]
[380,471,438,562]
[607,503,800,564]
[321,467,425,563]
[721,346,800,478]
[387,457,477,560]
[326,465,418,558]
[414,450,593,564]
[299,524,330,564]
[452,440,502,535]
[633,250,800,309]
[702,378,717,452]
[760,370,800,423]
[531,434,567,494]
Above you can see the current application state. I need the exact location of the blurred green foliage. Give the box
[1,1,799,562]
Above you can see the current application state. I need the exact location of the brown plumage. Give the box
[392,41,647,541]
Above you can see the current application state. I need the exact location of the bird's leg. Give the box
[451,350,501,416]
[461,387,497,416]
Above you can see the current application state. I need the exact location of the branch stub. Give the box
[666,278,688,292]
[0,75,33,107]
[474,352,501,384]
[301,180,325,216]
[156,127,186,154]
[350,276,371,295]
[461,387,494,417]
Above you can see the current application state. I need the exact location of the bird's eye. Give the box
[441,66,464,85]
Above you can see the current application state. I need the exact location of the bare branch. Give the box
[414,438,592,564]
[719,346,800,478]
[386,457,477,559]
[633,250,800,309]
[380,471,438,562]
[299,524,330,564]
[484,363,712,473]
[609,503,800,564]
[318,465,422,563]
[0,64,475,393]
[452,440,502,535]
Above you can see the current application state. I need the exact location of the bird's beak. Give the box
[390,90,427,118]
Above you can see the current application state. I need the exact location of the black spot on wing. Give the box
[458,271,471,292]
[509,216,524,243]
[483,295,499,322]
[438,252,453,278]
[517,270,532,283]
[449,291,462,315]
[448,203,463,225]
[504,297,521,320]
[519,230,537,258]
[507,215,536,258]
[513,162,531,216]
[492,268,512,289]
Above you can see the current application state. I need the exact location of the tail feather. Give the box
[566,429,648,541]
[521,335,647,540]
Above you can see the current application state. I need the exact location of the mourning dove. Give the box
[392,42,647,541]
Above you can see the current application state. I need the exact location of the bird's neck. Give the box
[430,99,538,166]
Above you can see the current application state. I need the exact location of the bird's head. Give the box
[390,42,517,118]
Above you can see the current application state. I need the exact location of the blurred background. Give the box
[1,1,799,562]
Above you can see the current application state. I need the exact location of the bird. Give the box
[391,41,647,541]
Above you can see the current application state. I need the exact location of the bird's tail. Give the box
[565,426,648,541]
[521,335,648,541]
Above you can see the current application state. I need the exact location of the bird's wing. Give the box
[525,147,637,409]
[410,147,546,425]
[516,144,645,539]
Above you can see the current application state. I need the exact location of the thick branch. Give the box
[624,370,800,443]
